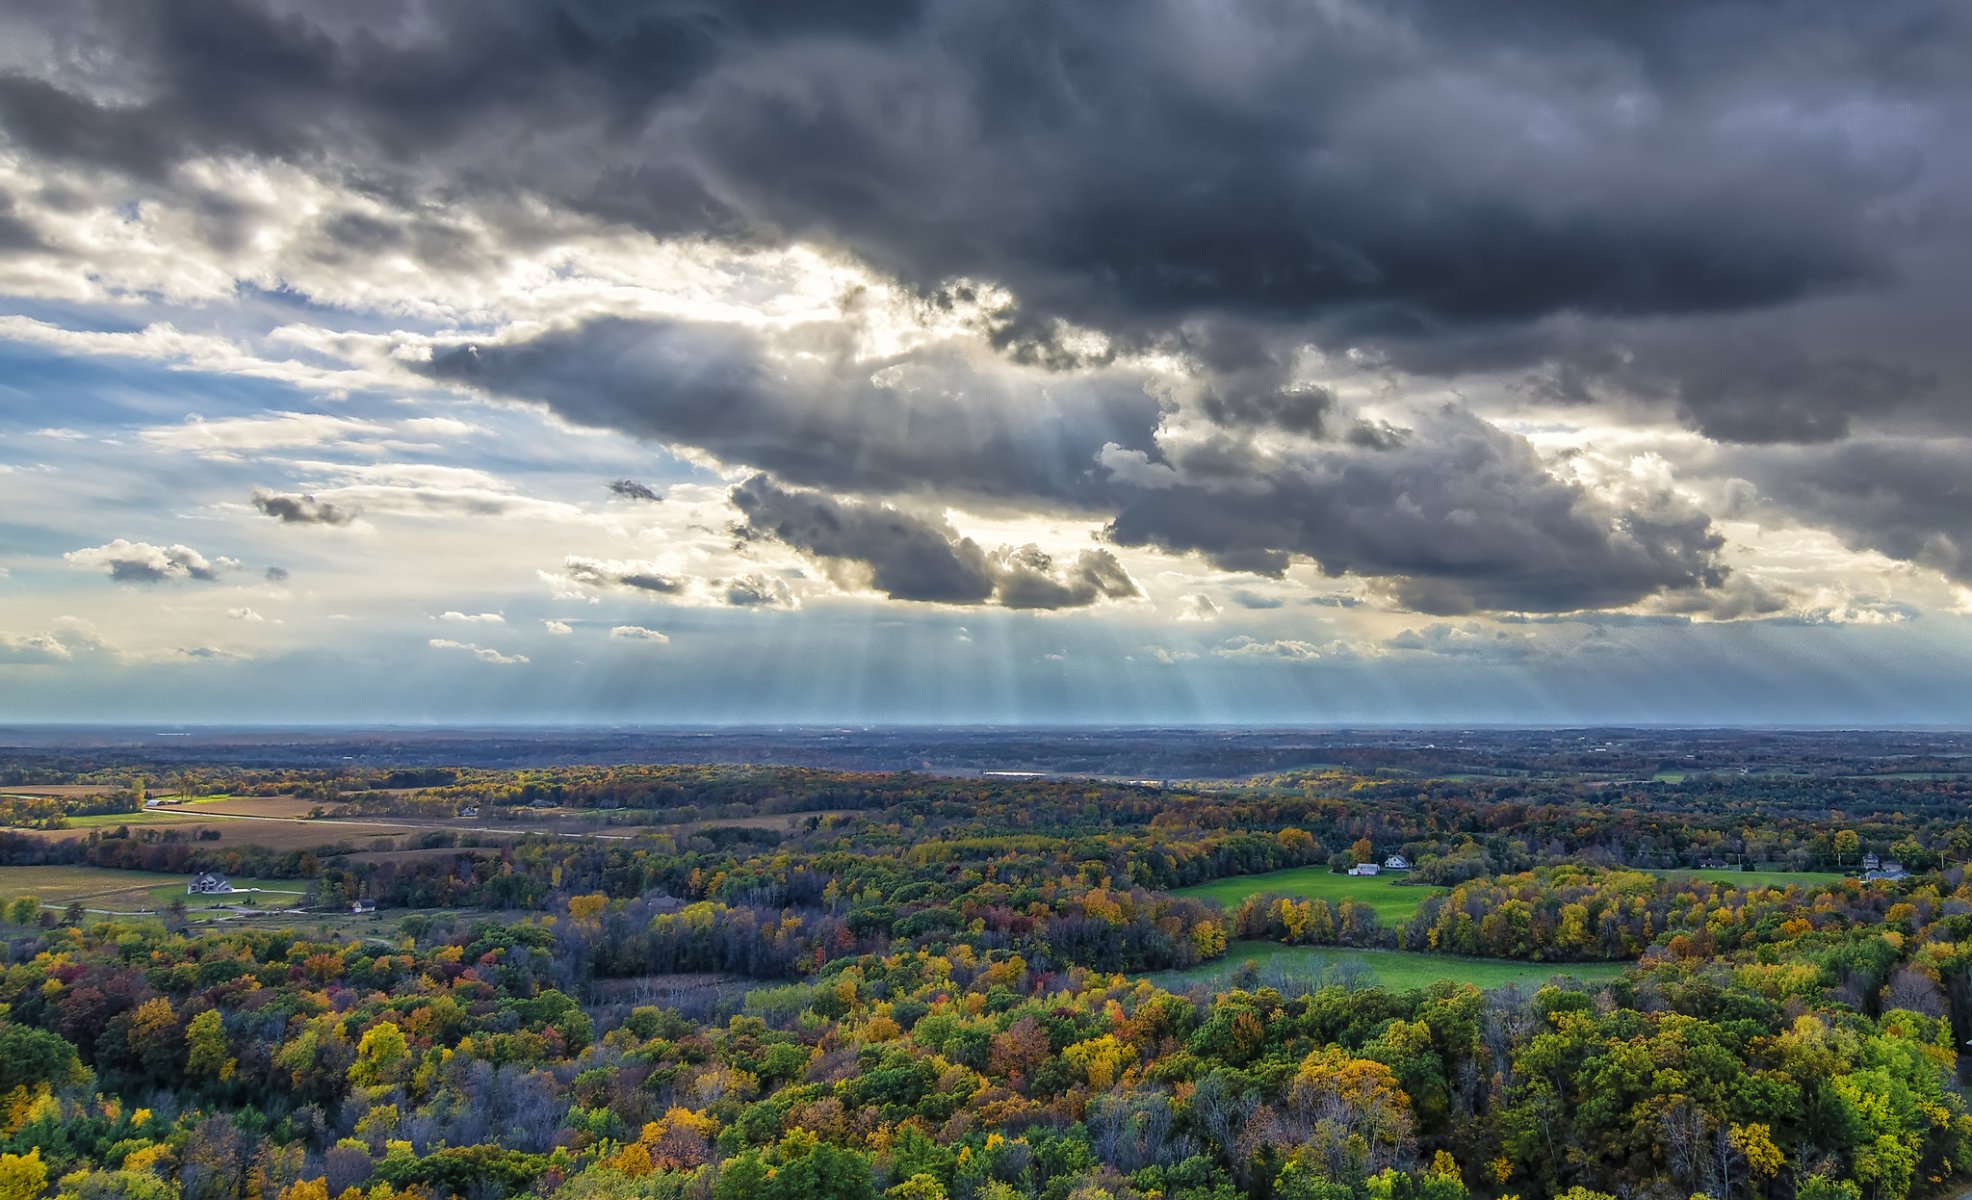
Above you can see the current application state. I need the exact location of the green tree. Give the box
[714,1131,875,1200]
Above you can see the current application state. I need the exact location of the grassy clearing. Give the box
[1649,868,1844,889]
[0,865,188,904]
[1173,865,1440,923]
[0,865,314,921]
[1153,940,1631,993]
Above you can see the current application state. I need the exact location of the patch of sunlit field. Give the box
[1173,865,1440,922]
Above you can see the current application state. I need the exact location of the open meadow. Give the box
[1152,939,1633,993]
[1172,864,1442,922]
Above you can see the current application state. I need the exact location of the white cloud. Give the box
[1214,636,1327,661]
[437,610,505,624]
[428,638,529,665]
[0,632,74,664]
[543,619,574,635]
[1176,593,1221,621]
[66,539,235,584]
[609,625,670,643]
[1,620,122,665]
[142,412,390,454]
[226,607,265,622]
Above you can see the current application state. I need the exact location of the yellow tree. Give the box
[186,1010,235,1081]
[0,1149,46,1200]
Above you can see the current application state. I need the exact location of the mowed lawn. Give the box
[1174,865,1441,923]
[1155,940,1631,992]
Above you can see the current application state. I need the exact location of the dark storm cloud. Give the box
[264,566,290,583]
[251,487,358,526]
[1103,408,1728,615]
[0,191,42,251]
[732,475,1139,610]
[1744,440,1972,585]
[418,316,1160,507]
[4,1,1948,339]
[607,479,663,503]
[0,0,924,183]
[1177,325,1334,435]
[1462,328,1942,445]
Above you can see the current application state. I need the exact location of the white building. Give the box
[1383,854,1411,872]
[187,872,233,895]
[1348,862,1381,876]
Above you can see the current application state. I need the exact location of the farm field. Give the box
[0,865,188,905]
[1153,940,1632,992]
[0,864,311,916]
[176,794,322,818]
[21,807,421,851]
[1172,864,1442,922]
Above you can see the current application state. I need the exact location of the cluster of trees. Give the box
[4,891,1971,1200]
[0,791,139,830]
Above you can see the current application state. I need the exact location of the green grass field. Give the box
[1173,865,1440,923]
[0,865,188,904]
[0,865,309,916]
[1649,868,1844,889]
[1153,940,1631,992]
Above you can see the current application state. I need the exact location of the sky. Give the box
[1,1,1970,726]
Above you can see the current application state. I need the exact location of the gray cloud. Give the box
[732,475,1140,609]
[607,479,664,503]
[419,316,1160,508]
[1478,327,1942,445]
[251,487,359,526]
[1742,439,1972,584]
[1103,407,1728,614]
[722,573,795,608]
[562,556,688,596]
